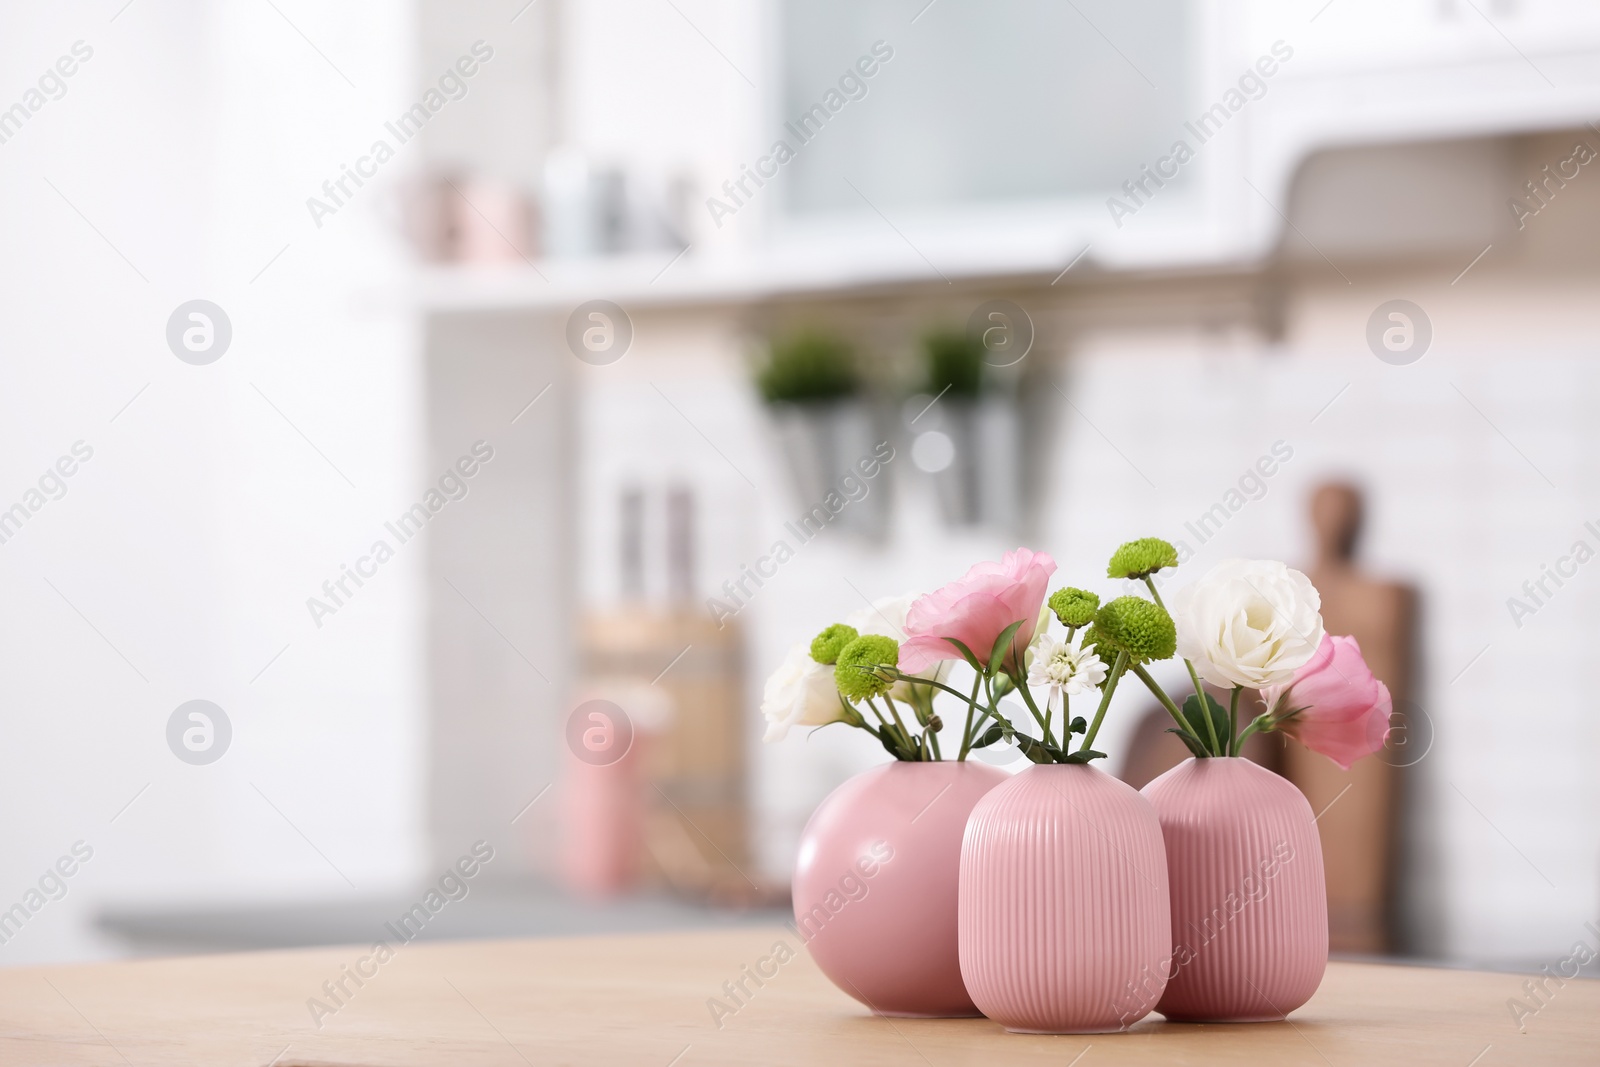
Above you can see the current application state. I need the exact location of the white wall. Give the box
[0,1,423,964]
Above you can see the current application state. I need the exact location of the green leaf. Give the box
[941,637,985,675]
[876,728,918,762]
[970,724,1005,749]
[1069,716,1087,735]
[1015,734,1056,764]
[1062,749,1107,764]
[1166,727,1209,759]
[1180,692,1230,756]
[987,620,1027,677]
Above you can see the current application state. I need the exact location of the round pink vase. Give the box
[793,761,1007,1017]
[1141,757,1328,1022]
[959,764,1172,1033]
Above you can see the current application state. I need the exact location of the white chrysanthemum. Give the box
[1026,634,1107,711]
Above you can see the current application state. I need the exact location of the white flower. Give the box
[845,593,949,699]
[1170,558,1325,689]
[1026,634,1107,711]
[761,642,847,742]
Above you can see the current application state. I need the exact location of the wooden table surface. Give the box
[0,927,1593,1065]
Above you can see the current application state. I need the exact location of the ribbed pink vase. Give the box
[959,764,1172,1033]
[1142,757,1328,1022]
[794,761,1008,1017]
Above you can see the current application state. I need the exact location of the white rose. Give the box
[761,642,846,742]
[1171,559,1325,689]
[845,593,950,699]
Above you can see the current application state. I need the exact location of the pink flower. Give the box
[1260,634,1392,770]
[899,548,1057,674]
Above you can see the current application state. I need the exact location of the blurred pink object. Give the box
[1142,757,1327,1022]
[899,548,1056,673]
[793,761,1006,1017]
[407,173,536,264]
[1261,634,1392,770]
[559,696,652,897]
[959,764,1171,1033]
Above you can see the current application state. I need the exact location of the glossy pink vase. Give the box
[1142,757,1328,1022]
[959,764,1172,1033]
[793,761,1007,1016]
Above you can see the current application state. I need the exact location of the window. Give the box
[779,0,1195,216]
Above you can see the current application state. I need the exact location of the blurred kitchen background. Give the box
[1,0,1597,977]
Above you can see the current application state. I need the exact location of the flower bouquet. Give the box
[768,537,1394,1031]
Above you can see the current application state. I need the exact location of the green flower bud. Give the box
[833,634,899,702]
[1106,537,1179,580]
[1094,596,1177,663]
[1048,587,1100,628]
[810,623,859,665]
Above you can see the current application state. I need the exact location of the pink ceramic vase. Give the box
[1142,757,1328,1022]
[793,761,1008,1017]
[959,764,1172,1033]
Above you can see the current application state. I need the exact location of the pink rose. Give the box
[899,548,1057,674]
[1260,634,1392,770]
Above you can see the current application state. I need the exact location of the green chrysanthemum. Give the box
[1093,596,1177,663]
[1106,537,1179,580]
[1048,587,1100,628]
[810,623,859,665]
[833,635,899,702]
[1078,625,1118,687]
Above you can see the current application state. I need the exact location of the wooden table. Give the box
[1,927,1593,1065]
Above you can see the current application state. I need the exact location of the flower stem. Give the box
[1011,669,1053,749]
[1143,575,1221,756]
[882,693,915,756]
[1078,650,1129,753]
[1129,661,1190,738]
[1235,712,1273,750]
[1229,686,1241,756]
[958,672,983,760]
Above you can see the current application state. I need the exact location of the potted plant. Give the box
[756,331,887,539]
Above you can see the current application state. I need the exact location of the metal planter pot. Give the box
[912,395,1021,531]
[768,400,890,540]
